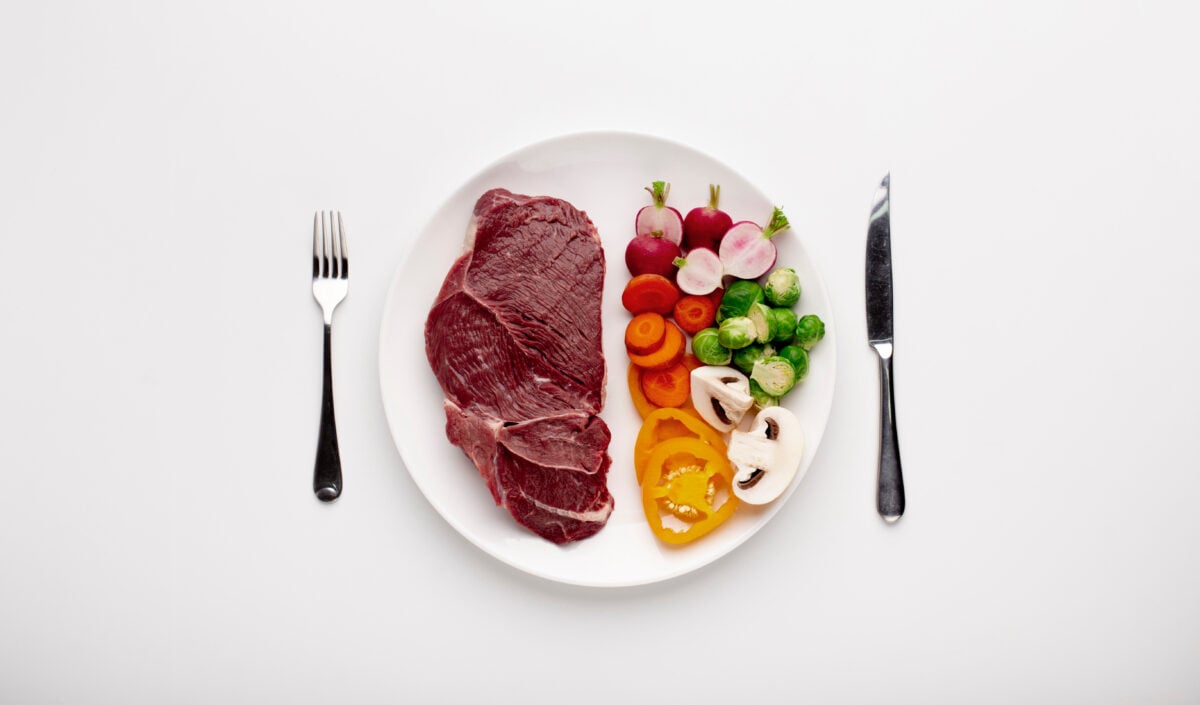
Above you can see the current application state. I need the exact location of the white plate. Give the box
[380,132,836,587]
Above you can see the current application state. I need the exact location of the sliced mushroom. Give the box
[689,366,755,433]
[727,406,805,505]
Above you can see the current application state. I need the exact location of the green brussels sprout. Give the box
[691,328,732,365]
[731,343,776,375]
[750,356,798,396]
[764,267,801,307]
[716,280,764,323]
[778,345,810,383]
[746,302,772,344]
[768,308,798,342]
[732,343,764,374]
[793,314,826,351]
[717,316,757,349]
[749,380,780,408]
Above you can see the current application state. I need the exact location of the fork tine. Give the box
[322,211,332,278]
[337,211,349,279]
[330,209,342,279]
[312,211,320,278]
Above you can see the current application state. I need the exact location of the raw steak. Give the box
[425,188,612,544]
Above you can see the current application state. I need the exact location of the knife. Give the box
[866,173,905,522]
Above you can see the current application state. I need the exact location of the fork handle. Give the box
[875,347,904,521]
[314,323,342,502]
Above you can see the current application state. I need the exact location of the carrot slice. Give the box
[627,364,658,419]
[625,313,666,355]
[641,361,691,408]
[628,322,684,370]
[630,355,703,419]
[673,295,717,335]
[621,274,681,315]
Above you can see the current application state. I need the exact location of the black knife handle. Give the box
[313,323,342,502]
[874,345,904,521]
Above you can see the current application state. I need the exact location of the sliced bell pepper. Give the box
[641,437,738,545]
[634,408,727,483]
[627,363,658,419]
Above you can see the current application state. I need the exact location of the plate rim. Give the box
[378,129,837,588]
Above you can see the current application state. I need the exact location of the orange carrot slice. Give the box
[673,295,717,335]
[621,274,681,315]
[628,322,684,370]
[624,313,666,355]
[641,361,691,408]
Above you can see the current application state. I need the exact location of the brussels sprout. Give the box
[731,343,776,375]
[692,328,732,365]
[717,316,757,349]
[793,314,826,351]
[751,356,797,396]
[732,343,763,374]
[768,308,798,342]
[749,380,780,408]
[746,302,773,343]
[778,345,810,383]
[764,267,801,307]
[716,280,764,322]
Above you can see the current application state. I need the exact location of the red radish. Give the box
[719,207,791,279]
[672,247,723,295]
[635,181,683,245]
[682,184,734,252]
[707,286,725,308]
[625,234,681,279]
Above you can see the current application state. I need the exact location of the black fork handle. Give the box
[314,323,342,501]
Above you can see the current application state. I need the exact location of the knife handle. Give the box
[873,344,905,521]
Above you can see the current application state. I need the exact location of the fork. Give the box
[312,211,349,502]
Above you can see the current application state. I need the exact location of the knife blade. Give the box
[866,173,905,522]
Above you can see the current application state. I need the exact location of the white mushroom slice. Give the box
[727,407,806,505]
[690,366,754,433]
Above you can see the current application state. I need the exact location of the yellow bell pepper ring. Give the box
[640,437,738,545]
[633,408,727,484]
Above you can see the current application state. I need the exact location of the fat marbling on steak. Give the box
[424,188,612,544]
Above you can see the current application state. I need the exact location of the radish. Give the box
[682,184,734,252]
[719,207,791,279]
[635,181,683,245]
[625,234,681,279]
[672,247,723,295]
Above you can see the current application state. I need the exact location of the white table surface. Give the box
[2,1,1198,702]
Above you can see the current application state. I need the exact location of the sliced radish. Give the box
[718,207,790,279]
[635,181,683,245]
[672,247,723,295]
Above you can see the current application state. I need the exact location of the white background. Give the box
[1,0,1198,702]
